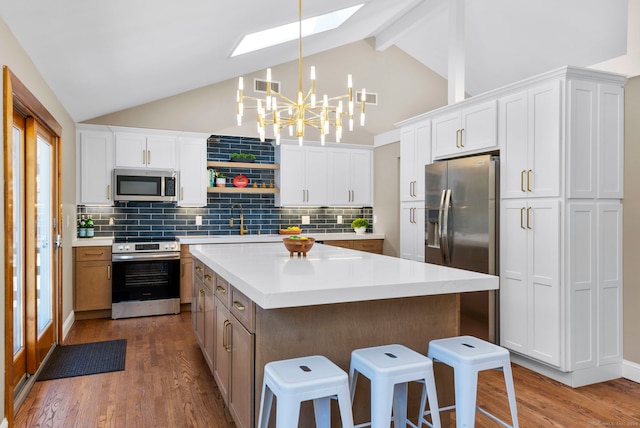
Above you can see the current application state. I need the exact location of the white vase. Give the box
[215,178,226,187]
[354,227,366,235]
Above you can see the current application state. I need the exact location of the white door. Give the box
[461,100,497,152]
[177,137,207,207]
[115,133,147,168]
[349,150,372,206]
[304,146,328,206]
[499,91,529,199]
[146,135,176,169]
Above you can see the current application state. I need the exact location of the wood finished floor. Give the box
[14,312,640,427]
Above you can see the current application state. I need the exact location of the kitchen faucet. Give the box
[230,203,249,235]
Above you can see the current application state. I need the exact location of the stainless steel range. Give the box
[111,237,181,319]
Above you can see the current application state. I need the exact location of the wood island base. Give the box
[254,294,458,427]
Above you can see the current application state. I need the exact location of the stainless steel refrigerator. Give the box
[425,154,499,343]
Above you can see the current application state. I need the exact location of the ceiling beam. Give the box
[448,0,465,103]
[374,0,447,51]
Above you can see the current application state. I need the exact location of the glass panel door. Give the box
[36,135,53,334]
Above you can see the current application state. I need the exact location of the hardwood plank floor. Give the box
[14,313,640,427]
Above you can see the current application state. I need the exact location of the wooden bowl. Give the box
[279,229,302,235]
[283,237,315,257]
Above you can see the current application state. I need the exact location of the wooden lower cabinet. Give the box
[324,238,383,254]
[192,260,214,371]
[74,246,112,312]
[180,245,193,305]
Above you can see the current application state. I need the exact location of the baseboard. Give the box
[1,418,8,428]
[62,310,75,341]
[622,359,640,383]
[511,353,622,387]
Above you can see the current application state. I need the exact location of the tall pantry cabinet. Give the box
[498,67,625,386]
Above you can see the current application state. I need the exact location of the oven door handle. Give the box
[112,252,181,262]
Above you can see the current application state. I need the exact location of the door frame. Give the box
[4,66,63,424]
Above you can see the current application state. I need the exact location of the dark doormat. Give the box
[36,339,127,381]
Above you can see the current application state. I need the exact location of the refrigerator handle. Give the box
[442,189,452,264]
[438,189,446,254]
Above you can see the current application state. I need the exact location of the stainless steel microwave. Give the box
[113,168,178,202]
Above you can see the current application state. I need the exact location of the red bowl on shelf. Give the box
[283,237,315,257]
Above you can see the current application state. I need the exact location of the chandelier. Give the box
[236,0,367,146]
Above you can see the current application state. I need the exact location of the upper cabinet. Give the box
[77,126,114,205]
[114,132,176,169]
[328,148,373,206]
[275,144,327,206]
[499,81,561,199]
[432,100,497,159]
[400,119,431,202]
[177,136,208,207]
[276,142,373,207]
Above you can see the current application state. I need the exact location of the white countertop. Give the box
[178,232,384,245]
[72,238,114,247]
[190,242,498,309]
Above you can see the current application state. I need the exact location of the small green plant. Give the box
[351,218,369,229]
[230,153,256,161]
[215,171,225,178]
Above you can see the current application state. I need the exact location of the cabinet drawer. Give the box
[325,240,353,249]
[193,258,204,281]
[75,246,112,262]
[230,287,255,333]
[215,274,231,306]
[203,266,215,290]
[353,239,383,253]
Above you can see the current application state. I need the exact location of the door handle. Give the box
[520,208,525,229]
[527,207,532,229]
[455,129,461,148]
[438,189,446,254]
[107,265,111,280]
[107,184,111,200]
[442,189,452,264]
[459,128,464,147]
[521,171,526,192]
[142,150,146,165]
[181,187,184,201]
[223,320,232,352]
[147,150,151,165]
[527,170,533,192]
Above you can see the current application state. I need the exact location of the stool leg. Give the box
[276,395,301,428]
[423,370,441,428]
[454,366,478,428]
[349,367,359,403]
[392,382,408,427]
[258,384,273,428]
[336,385,355,428]
[502,363,519,428]
[370,381,394,428]
[313,397,331,428]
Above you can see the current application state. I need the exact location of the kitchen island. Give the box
[190,242,498,427]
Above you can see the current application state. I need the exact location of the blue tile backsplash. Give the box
[78,135,372,238]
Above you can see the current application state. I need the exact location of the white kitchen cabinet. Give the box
[76,127,114,205]
[114,132,176,169]
[567,81,624,199]
[400,119,431,202]
[275,143,327,206]
[500,199,561,367]
[328,147,373,206]
[177,136,207,207]
[499,81,561,199]
[399,202,424,262]
[432,100,497,159]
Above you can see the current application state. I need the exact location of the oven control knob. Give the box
[125,245,130,251]
[117,245,124,251]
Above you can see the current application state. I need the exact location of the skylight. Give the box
[231,4,364,57]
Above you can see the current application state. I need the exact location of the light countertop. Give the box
[190,242,498,309]
[72,238,114,247]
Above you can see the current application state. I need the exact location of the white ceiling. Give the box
[0,0,629,123]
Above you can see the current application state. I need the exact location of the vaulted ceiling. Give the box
[0,0,629,123]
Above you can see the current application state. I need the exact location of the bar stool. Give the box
[257,355,354,428]
[349,344,441,428]
[426,336,519,428]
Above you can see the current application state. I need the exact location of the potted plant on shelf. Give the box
[230,153,256,163]
[351,218,369,235]
[215,172,226,187]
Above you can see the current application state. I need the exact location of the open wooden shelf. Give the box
[207,186,279,194]
[207,161,279,170]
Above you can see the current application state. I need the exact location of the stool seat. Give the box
[349,344,441,428]
[428,336,519,428]
[258,355,354,428]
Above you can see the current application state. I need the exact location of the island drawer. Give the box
[75,246,112,262]
[193,258,204,281]
[203,266,214,291]
[352,239,383,254]
[215,274,231,306]
[230,287,255,332]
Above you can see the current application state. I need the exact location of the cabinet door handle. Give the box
[527,169,533,192]
[521,171,526,192]
[204,274,212,281]
[527,207,532,230]
[107,184,111,200]
[223,320,232,352]
[147,150,151,165]
[520,208,525,229]
[455,129,461,148]
[195,265,203,272]
[216,285,227,294]
[107,265,111,280]
[180,187,184,201]
[199,289,205,312]
[459,128,464,147]
[233,301,246,311]
[142,150,146,165]
[84,251,104,256]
